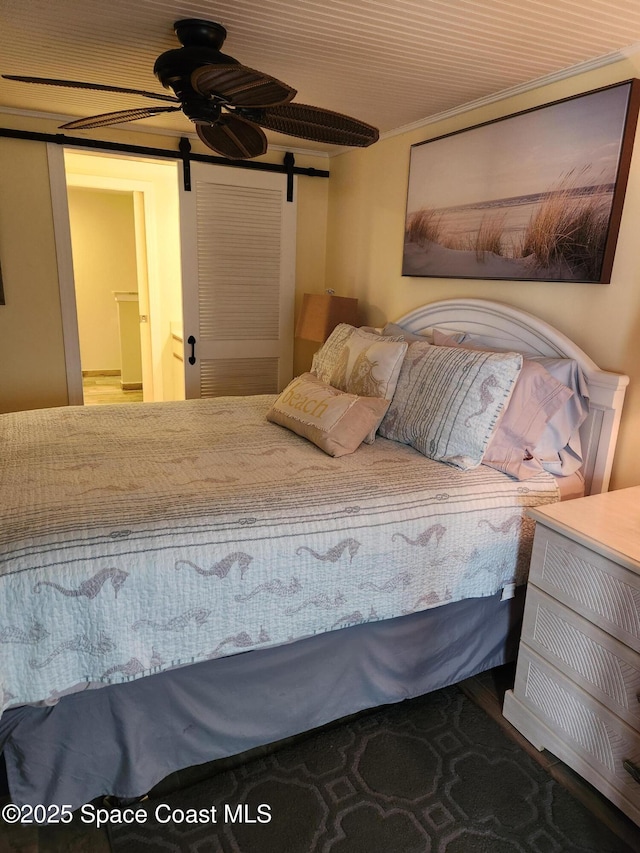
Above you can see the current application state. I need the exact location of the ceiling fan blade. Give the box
[191,64,296,108]
[196,114,267,159]
[251,103,379,147]
[60,105,182,130]
[2,74,179,103]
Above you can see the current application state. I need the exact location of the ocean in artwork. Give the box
[435,184,613,247]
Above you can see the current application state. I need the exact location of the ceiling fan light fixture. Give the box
[181,99,222,125]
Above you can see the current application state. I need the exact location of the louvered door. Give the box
[179,162,296,398]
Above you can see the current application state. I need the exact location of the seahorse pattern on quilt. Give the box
[0,397,559,714]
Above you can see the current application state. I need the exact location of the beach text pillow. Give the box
[267,373,390,457]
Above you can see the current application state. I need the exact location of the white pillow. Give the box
[311,324,356,384]
[312,324,404,384]
[431,328,589,476]
[432,330,575,480]
[379,342,523,470]
[311,325,407,443]
[330,328,408,399]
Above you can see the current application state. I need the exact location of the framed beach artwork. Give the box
[403,79,640,283]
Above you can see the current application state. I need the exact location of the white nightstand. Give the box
[503,486,640,825]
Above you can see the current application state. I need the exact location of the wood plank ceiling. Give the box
[1,0,640,154]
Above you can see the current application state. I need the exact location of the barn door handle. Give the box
[187,335,196,365]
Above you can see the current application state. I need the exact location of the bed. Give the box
[0,298,629,811]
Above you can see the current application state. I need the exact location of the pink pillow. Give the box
[433,331,573,480]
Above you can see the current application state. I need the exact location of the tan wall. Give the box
[0,136,68,411]
[292,170,329,376]
[324,57,640,491]
[67,186,137,373]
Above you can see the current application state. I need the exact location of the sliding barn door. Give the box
[180,162,296,398]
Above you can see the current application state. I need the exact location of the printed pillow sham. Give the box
[311,324,408,443]
[433,330,574,479]
[312,324,405,382]
[433,330,585,477]
[311,324,357,384]
[379,342,522,470]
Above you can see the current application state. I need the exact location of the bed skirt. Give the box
[0,588,525,810]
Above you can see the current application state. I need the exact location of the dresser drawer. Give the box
[530,525,640,652]
[513,647,640,805]
[522,587,640,728]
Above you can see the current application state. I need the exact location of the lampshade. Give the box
[295,293,359,342]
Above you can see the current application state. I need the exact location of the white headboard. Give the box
[395,298,629,496]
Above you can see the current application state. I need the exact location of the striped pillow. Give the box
[379,342,522,470]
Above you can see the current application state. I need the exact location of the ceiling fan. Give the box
[3,18,379,159]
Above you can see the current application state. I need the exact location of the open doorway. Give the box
[62,150,183,404]
[67,185,144,405]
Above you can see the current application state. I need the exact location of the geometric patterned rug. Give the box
[108,685,632,853]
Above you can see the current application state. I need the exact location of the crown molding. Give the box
[376,45,640,146]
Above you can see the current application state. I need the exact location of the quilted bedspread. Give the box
[0,396,559,714]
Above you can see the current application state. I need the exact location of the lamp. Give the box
[295,291,359,342]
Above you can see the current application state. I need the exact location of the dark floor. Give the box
[458,664,640,852]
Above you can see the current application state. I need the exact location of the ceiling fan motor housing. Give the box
[174,19,228,49]
[154,18,238,111]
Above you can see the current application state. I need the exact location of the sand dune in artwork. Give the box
[403,173,612,281]
[402,240,581,280]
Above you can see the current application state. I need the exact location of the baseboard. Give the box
[121,382,143,390]
[82,370,121,377]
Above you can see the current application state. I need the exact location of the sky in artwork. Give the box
[405,83,632,213]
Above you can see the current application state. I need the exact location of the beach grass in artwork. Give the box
[519,173,610,281]
[405,170,612,280]
[472,213,506,259]
[402,81,638,282]
[406,207,443,246]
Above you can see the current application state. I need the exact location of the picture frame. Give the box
[403,79,640,283]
